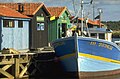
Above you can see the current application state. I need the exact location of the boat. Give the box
[51,0,120,78]
[52,33,120,78]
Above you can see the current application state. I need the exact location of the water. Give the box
[21,73,120,79]
[26,75,120,79]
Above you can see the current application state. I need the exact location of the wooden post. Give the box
[15,58,20,79]
[19,63,29,78]
[0,54,14,79]
[0,68,14,79]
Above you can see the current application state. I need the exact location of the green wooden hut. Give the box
[47,7,71,42]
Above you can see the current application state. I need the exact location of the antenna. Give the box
[92,0,95,20]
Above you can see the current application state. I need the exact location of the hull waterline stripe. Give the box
[79,53,120,64]
[59,52,120,64]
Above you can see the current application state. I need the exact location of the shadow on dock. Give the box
[28,48,66,79]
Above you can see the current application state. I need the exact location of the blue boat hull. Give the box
[52,35,120,77]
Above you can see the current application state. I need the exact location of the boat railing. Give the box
[114,41,120,47]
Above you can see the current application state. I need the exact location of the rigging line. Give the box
[71,4,81,21]
[71,0,92,21]
[81,0,95,21]
[72,0,76,14]
[84,0,94,17]
[84,0,95,20]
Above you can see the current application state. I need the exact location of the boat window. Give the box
[99,33,105,39]
[91,33,97,38]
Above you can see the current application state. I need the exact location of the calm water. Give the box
[25,76,120,79]
[21,74,120,79]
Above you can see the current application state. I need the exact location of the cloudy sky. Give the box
[0,0,120,21]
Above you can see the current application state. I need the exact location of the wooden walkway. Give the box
[0,53,34,79]
[0,47,56,79]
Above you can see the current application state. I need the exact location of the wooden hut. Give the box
[0,3,51,49]
[0,6,30,50]
[47,7,71,42]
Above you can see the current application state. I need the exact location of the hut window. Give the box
[18,20,23,28]
[37,23,44,31]
[3,19,14,28]
[41,13,44,16]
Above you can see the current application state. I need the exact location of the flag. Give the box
[50,16,55,21]
[94,15,100,19]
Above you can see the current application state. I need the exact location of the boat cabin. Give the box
[89,28,112,42]
[76,18,113,42]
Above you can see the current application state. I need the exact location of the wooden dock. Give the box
[0,47,64,79]
[0,53,34,79]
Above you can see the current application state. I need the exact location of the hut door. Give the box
[1,20,15,50]
[1,28,14,49]
[61,23,67,37]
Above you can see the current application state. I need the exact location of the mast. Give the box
[80,0,94,36]
[98,8,103,28]
[81,0,84,36]
[92,0,95,20]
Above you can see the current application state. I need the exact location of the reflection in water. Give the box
[28,74,120,79]
[81,74,120,79]
[27,54,120,79]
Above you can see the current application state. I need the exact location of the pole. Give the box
[99,11,101,27]
[93,0,95,20]
[81,0,84,36]
[98,8,102,28]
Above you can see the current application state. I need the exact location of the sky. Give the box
[0,0,120,21]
